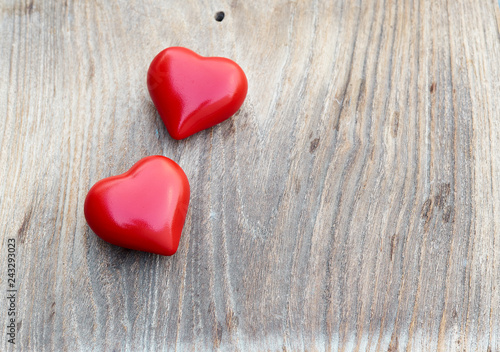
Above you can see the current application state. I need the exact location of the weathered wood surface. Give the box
[1,0,500,350]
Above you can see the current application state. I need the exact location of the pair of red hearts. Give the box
[84,47,248,256]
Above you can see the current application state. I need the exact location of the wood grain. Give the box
[1,0,500,350]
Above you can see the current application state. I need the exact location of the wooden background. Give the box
[1,0,500,350]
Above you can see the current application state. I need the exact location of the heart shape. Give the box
[147,47,248,139]
[84,156,190,256]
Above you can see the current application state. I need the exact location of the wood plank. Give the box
[0,0,499,350]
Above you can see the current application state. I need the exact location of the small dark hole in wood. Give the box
[215,11,225,22]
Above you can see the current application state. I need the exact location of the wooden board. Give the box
[1,0,500,350]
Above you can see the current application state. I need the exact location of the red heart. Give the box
[147,47,248,139]
[84,156,190,256]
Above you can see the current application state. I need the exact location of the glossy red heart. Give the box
[147,47,248,140]
[84,156,190,256]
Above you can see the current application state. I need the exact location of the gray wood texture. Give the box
[1,0,500,350]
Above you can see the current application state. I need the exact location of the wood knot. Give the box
[309,138,320,153]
